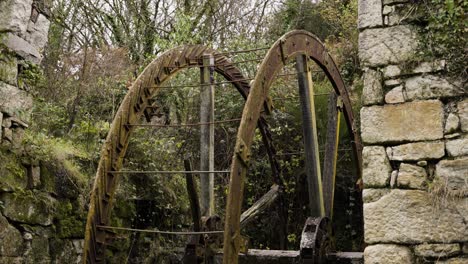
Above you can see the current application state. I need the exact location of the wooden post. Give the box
[200,54,215,217]
[296,54,325,217]
[322,93,341,219]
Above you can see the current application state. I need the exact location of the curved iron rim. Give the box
[222,30,363,263]
[82,45,280,263]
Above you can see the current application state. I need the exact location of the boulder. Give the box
[361,100,444,144]
[405,75,464,101]
[364,244,413,264]
[385,86,405,104]
[364,190,467,244]
[362,69,383,106]
[24,14,50,52]
[458,99,468,133]
[397,163,427,189]
[446,136,468,157]
[3,33,42,64]
[434,158,468,193]
[358,0,382,29]
[414,243,460,258]
[0,214,23,256]
[362,146,392,187]
[362,189,391,203]
[445,113,460,134]
[359,25,419,67]
[0,0,33,33]
[387,141,445,161]
[0,192,56,226]
[0,82,33,123]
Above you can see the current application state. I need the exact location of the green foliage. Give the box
[54,200,86,238]
[422,0,467,78]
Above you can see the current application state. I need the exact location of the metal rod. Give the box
[108,170,230,174]
[126,118,241,127]
[97,225,224,235]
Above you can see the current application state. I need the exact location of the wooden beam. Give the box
[200,54,215,217]
[296,54,325,217]
[240,185,280,227]
[322,93,341,219]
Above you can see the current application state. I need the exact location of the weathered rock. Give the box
[28,166,41,188]
[362,146,392,187]
[49,239,84,264]
[358,0,382,29]
[434,158,468,193]
[387,141,445,161]
[363,189,391,203]
[417,160,427,167]
[446,136,468,157]
[364,244,413,264]
[2,128,13,142]
[405,75,465,100]
[384,79,401,87]
[445,113,460,134]
[0,192,56,226]
[397,163,427,189]
[414,243,460,258]
[0,112,2,140]
[0,214,23,256]
[364,190,467,244]
[383,65,401,79]
[436,258,468,264]
[459,99,468,133]
[362,69,383,105]
[24,14,50,52]
[2,33,42,64]
[413,60,445,74]
[0,54,17,86]
[385,86,405,104]
[0,82,33,122]
[24,235,50,264]
[382,5,394,15]
[0,0,33,33]
[390,170,398,188]
[0,257,23,264]
[359,25,419,67]
[361,100,444,144]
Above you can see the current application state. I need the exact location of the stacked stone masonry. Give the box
[359,0,467,263]
[0,1,84,263]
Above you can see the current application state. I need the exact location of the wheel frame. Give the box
[222,30,362,263]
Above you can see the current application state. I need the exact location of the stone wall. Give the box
[0,1,85,263]
[358,0,467,263]
[0,0,50,149]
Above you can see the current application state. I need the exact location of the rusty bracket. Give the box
[336,96,343,112]
[235,138,251,167]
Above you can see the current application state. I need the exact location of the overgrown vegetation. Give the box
[422,0,467,80]
[26,0,367,260]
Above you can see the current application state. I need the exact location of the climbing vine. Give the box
[422,0,467,79]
